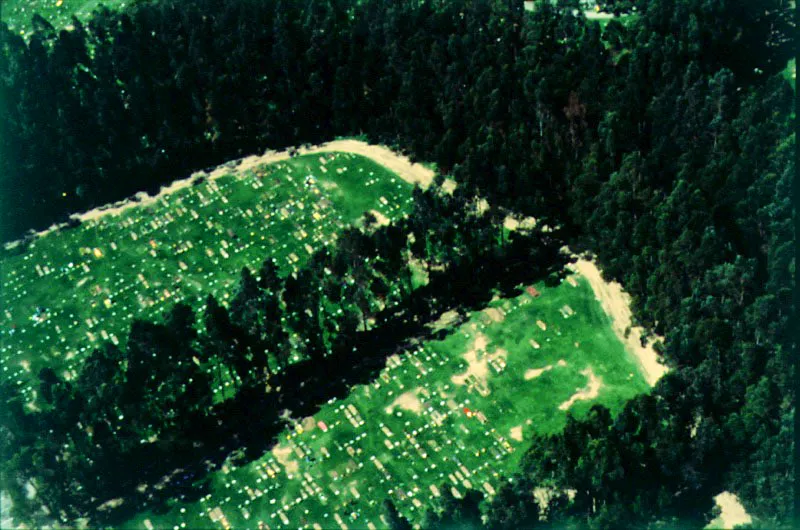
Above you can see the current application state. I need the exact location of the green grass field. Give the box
[0,152,413,408]
[2,0,117,37]
[122,275,649,530]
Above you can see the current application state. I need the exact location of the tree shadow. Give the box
[98,236,569,526]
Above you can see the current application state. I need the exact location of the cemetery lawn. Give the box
[122,273,650,530]
[2,0,121,38]
[0,152,413,407]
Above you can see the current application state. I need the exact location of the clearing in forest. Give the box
[566,258,668,386]
[0,151,414,407]
[122,275,649,530]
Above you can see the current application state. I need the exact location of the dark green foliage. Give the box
[3,0,790,243]
[384,499,413,530]
[424,488,485,530]
[0,0,793,527]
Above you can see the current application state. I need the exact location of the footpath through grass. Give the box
[123,274,649,530]
[0,152,413,408]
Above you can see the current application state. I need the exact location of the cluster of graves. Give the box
[0,153,412,408]
[130,279,649,530]
[4,0,106,36]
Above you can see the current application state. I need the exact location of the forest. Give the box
[0,0,795,527]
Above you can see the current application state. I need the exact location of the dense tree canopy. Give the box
[0,0,794,527]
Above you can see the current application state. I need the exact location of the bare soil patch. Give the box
[25,140,434,242]
[525,365,553,380]
[472,334,489,352]
[97,498,124,511]
[558,367,603,410]
[368,209,391,227]
[475,199,490,215]
[319,180,339,190]
[710,492,752,529]
[385,389,424,415]
[503,217,520,231]
[503,215,536,231]
[451,350,489,388]
[509,426,523,442]
[482,307,505,323]
[428,309,459,331]
[301,416,316,432]
[524,359,566,380]
[272,443,300,475]
[451,334,507,396]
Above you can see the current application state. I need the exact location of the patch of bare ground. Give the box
[707,492,752,529]
[368,209,391,226]
[272,443,300,475]
[96,498,124,511]
[558,367,603,410]
[428,309,460,331]
[524,360,567,380]
[509,425,524,442]
[503,215,536,231]
[482,307,505,323]
[385,389,424,415]
[450,334,508,396]
[300,416,316,432]
[533,488,577,516]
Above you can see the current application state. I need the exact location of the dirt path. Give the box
[369,210,391,227]
[558,367,603,410]
[24,140,435,242]
[567,257,668,387]
[524,360,566,380]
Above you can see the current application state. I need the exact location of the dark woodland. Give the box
[0,0,794,528]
